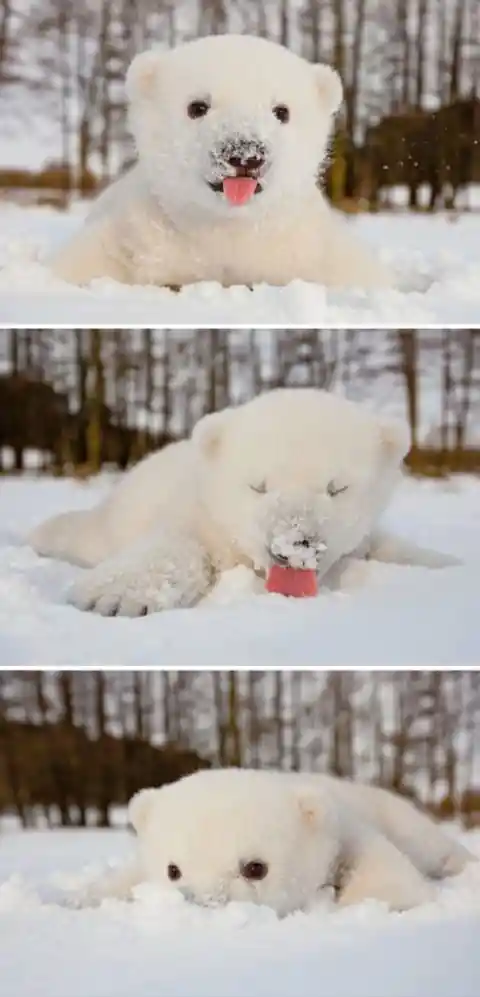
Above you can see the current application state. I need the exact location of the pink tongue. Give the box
[266,566,318,598]
[223,176,258,206]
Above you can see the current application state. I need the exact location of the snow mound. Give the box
[0,825,478,997]
[1,205,479,324]
[0,473,478,666]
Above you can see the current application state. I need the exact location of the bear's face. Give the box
[192,389,408,577]
[126,35,342,224]
[129,769,338,915]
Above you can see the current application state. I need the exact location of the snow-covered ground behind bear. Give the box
[0,472,478,666]
[0,819,479,997]
[1,202,480,324]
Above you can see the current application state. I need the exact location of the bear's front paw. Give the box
[69,570,174,617]
[68,538,211,617]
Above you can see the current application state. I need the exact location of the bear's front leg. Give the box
[368,529,462,569]
[68,529,212,617]
[338,828,434,911]
[49,216,130,286]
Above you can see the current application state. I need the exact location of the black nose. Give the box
[228,153,265,172]
[294,537,313,548]
[271,551,290,565]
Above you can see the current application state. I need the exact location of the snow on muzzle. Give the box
[209,135,269,205]
[179,885,228,907]
[259,496,329,571]
[268,526,326,571]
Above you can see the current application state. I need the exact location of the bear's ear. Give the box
[126,49,162,102]
[294,787,324,829]
[191,408,233,458]
[379,418,410,465]
[313,64,343,116]
[128,787,158,834]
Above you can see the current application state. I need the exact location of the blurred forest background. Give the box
[0,0,479,209]
[0,669,478,830]
[0,328,479,477]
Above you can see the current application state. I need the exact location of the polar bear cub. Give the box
[28,388,458,617]
[77,769,473,914]
[48,34,391,290]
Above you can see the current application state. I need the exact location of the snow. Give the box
[0,472,479,667]
[1,203,480,325]
[0,823,479,997]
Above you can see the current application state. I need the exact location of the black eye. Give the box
[241,859,269,881]
[327,482,349,497]
[187,99,210,119]
[273,104,290,123]
[167,863,182,881]
[250,482,267,495]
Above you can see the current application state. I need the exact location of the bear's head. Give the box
[128,769,339,915]
[191,388,409,579]
[126,34,342,224]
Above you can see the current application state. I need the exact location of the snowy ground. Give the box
[0,472,479,667]
[0,822,479,997]
[1,202,480,325]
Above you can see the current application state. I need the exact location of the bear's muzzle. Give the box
[268,528,327,570]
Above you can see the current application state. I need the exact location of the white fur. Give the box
[77,770,473,914]
[48,34,390,290]
[28,389,458,617]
